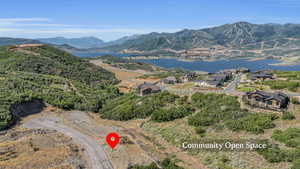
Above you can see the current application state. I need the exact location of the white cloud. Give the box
[0,18,50,26]
[0,17,180,40]
[0,28,179,34]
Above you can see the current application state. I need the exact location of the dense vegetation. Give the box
[0,45,117,85]
[272,128,300,148]
[226,113,277,133]
[129,158,184,169]
[282,111,295,120]
[0,45,119,130]
[188,93,277,133]
[100,91,184,121]
[257,128,300,169]
[151,105,194,122]
[102,91,277,134]
[262,80,299,92]
[98,55,155,71]
[274,71,300,80]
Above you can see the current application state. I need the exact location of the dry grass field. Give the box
[0,129,86,169]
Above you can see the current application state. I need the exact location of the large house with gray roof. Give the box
[243,90,289,111]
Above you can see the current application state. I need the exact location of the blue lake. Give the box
[73,52,300,73]
[138,58,300,73]
[73,52,133,58]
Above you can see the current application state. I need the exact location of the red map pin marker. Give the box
[106,132,120,149]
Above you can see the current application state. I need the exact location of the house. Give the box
[251,73,273,81]
[161,76,177,84]
[194,80,221,88]
[209,74,230,82]
[137,82,161,96]
[180,72,196,82]
[238,67,250,73]
[217,69,238,75]
[243,90,289,111]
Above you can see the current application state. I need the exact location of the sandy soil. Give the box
[90,59,161,93]
[22,116,114,169]
[89,60,145,81]
[0,128,86,169]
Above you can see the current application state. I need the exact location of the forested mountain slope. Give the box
[0,45,119,130]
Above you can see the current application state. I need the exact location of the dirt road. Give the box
[22,116,114,169]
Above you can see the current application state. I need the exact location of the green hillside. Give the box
[0,38,42,46]
[0,45,117,85]
[0,45,119,130]
[103,22,300,51]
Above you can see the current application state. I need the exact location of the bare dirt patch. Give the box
[0,129,86,169]
[90,59,161,93]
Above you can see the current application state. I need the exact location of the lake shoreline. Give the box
[73,52,300,72]
[124,55,300,66]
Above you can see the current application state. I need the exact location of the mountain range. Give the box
[0,37,42,46]
[1,22,300,61]
[0,35,141,49]
[37,37,105,49]
[102,22,300,52]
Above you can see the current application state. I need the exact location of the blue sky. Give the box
[0,0,300,41]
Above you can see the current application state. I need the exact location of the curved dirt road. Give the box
[22,117,114,169]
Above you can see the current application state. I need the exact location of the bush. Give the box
[195,127,206,135]
[282,112,295,120]
[257,144,287,163]
[187,93,277,133]
[292,159,300,169]
[226,113,277,134]
[188,93,246,127]
[101,92,181,121]
[272,128,300,148]
[129,158,184,169]
[291,97,299,104]
[151,105,194,122]
[262,80,299,92]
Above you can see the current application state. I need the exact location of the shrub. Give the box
[195,126,206,135]
[291,97,299,104]
[272,128,300,148]
[226,113,277,134]
[257,145,287,163]
[262,80,299,92]
[282,112,295,120]
[187,93,277,133]
[101,92,181,121]
[292,159,300,169]
[151,105,194,122]
[129,158,184,169]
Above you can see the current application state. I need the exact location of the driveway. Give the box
[22,117,114,169]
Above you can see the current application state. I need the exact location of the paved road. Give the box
[22,117,114,169]
[224,73,242,93]
[285,91,300,97]
[163,73,244,96]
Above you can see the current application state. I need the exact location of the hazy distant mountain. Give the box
[37,37,105,49]
[102,22,300,52]
[0,37,42,46]
[104,35,141,46]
